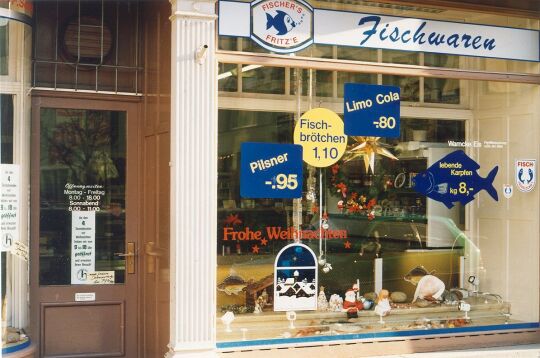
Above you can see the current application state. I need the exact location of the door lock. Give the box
[145,242,166,274]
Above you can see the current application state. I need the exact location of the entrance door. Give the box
[30,95,140,358]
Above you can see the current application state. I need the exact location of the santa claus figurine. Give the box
[342,284,363,318]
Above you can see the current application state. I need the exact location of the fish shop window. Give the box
[216,63,540,346]
[215,0,540,349]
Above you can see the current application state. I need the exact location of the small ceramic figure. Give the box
[342,284,363,318]
[260,290,268,306]
[253,301,262,314]
[329,294,343,312]
[255,295,267,313]
[374,289,391,323]
[317,286,329,311]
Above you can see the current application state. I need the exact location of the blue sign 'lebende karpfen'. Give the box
[413,150,498,208]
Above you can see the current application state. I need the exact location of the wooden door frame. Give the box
[29,91,143,357]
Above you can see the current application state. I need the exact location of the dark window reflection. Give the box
[0,95,13,163]
[383,75,420,102]
[425,78,460,104]
[292,69,334,97]
[218,63,238,92]
[0,22,7,75]
[0,94,13,307]
[242,66,285,94]
[337,73,377,97]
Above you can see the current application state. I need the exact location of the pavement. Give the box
[378,344,540,357]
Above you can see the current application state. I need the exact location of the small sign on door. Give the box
[89,271,115,284]
[0,164,20,252]
[75,292,96,302]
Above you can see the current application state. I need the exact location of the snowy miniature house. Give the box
[274,243,318,311]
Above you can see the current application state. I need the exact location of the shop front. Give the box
[3,0,172,357]
[1,0,540,357]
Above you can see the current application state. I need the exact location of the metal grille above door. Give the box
[33,0,142,94]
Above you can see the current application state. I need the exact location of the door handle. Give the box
[114,242,136,274]
[114,252,135,257]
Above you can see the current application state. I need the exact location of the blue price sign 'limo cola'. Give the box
[344,83,400,137]
[412,150,498,209]
[240,142,303,199]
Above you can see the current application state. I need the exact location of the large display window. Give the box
[215,1,540,348]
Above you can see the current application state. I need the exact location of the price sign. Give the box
[240,143,303,199]
[293,108,347,168]
[412,150,498,208]
[344,83,400,137]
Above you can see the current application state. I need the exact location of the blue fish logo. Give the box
[266,10,296,35]
[412,150,498,208]
[518,167,533,184]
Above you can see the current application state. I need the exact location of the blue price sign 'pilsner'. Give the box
[344,83,400,137]
[240,142,303,199]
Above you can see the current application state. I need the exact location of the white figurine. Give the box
[317,286,329,311]
[374,289,391,324]
[412,275,445,303]
[253,301,262,314]
[328,294,344,312]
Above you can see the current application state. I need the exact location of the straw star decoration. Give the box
[341,136,398,173]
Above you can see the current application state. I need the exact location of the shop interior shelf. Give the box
[217,297,512,342]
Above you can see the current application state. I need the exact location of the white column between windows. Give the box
[167,0,218,357]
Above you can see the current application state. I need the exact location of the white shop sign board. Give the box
[219,0,540,62]
[0,164,20,252]
[71,211,96,284]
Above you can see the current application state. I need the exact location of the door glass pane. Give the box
[0,21,8,75]
[1,95,13,163]
[1,94,13,347]
[39,108,126,285]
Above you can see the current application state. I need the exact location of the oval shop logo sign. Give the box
[251,0,313,53]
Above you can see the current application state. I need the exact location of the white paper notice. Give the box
[88,271,115,284]
[12,241,29,261]
[0,164,20,252]
[71,211,96,284]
